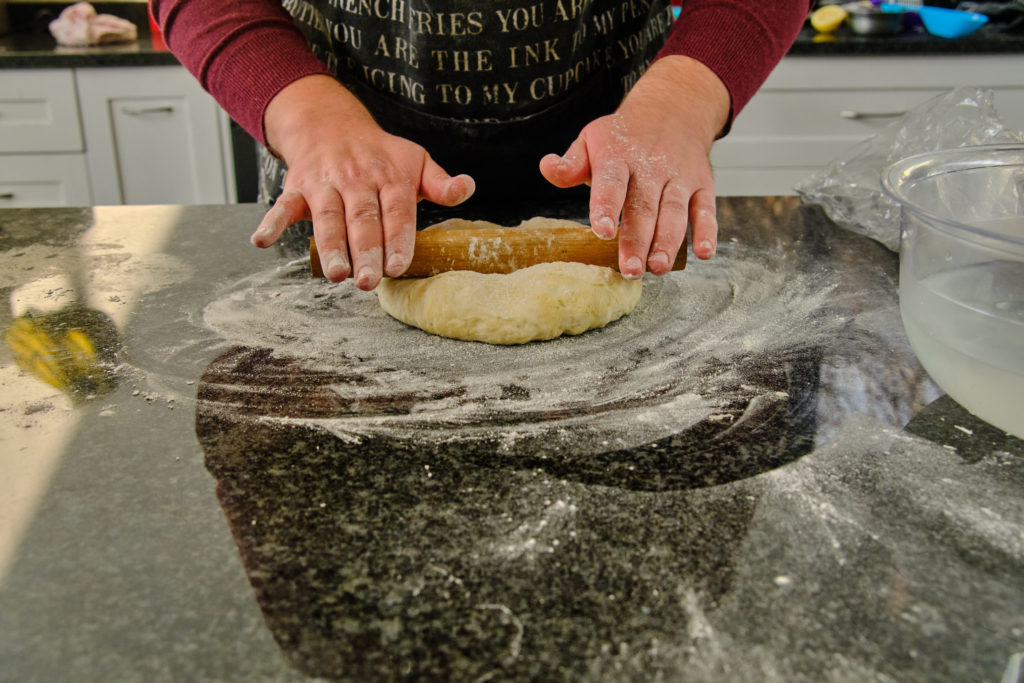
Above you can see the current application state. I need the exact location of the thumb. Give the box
[539,135,591,188]
[420,156,476,207]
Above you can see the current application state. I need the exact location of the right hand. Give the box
[250,75,475,290]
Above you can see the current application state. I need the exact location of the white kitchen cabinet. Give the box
[0,69,83,153]
[713,54,1024,196]
[0,69,91,207]
[76,66,236,205]
[1,65,236,208]
[0,154,92,207]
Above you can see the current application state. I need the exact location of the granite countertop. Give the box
[0,1,179,67]
[1,12,1023,69]
[0,31,179,67]
[786,22,1024,55]
[0,199,1021,682]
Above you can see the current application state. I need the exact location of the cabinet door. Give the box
[76,66,234,205]
[712,55,1024,197]
[0,69,83,154]
[0,154,92,207]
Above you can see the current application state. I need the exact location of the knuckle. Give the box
[659,193,689,216]
[381,200,407,219]
[593,162,629,188]
[315,205,346,222]
[661,181,691,205]
[348,202,381,224]
[625,192,658,219]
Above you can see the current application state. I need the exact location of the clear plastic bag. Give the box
[794,87,1024,251]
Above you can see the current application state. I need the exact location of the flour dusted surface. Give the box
[377,261,642,344]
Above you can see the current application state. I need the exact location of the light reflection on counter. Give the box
[0,205,184,579]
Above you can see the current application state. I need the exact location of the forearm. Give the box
[263,75,379,163]
[656,0,810,125]
[621,55,731,145]
[151,0,331,144]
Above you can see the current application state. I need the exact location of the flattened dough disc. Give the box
[377,260,642,345]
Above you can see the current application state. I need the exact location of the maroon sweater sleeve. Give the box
[154,0,808,145]
[152,0,331,145]
[657,0,810,121]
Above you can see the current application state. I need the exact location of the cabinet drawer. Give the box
[0,154,92,207]
[713,87,951,169]
[77,66,231,205]
[0,70,84,154]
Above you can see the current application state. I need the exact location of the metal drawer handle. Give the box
[121,105,175,116]
[839,109,907,120]
[0,192,14,200]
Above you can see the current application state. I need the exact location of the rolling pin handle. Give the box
[309,236,324,278]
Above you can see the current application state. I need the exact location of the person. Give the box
[152,0,809,291]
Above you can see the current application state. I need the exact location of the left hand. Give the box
[539,55,730,278]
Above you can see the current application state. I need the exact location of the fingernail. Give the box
[449,176,474,203]
[386,253,407,276]
[648,251,669,272]
[355,265,377,290]
[699,239,715,256]
[623,256,643,279]
[594,217,616,239]
[250,225,271,247]
[325,250,350,280]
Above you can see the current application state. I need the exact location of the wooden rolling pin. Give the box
[309,224,687,278]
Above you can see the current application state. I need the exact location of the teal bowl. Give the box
[917,6,988,38]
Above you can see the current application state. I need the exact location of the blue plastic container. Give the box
[916,6,988,38]
[878,4,988,38]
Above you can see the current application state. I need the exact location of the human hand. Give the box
[250,75,475,290]
[539,56,730,279]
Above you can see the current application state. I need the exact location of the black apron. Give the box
[260,0,674,222]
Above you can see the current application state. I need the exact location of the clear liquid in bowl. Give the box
[900,218,1024,437]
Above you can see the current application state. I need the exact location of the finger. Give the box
[588,158,629,241]
[345,191,385,291]
[689,187,718,260]
[539,136,591,189]
[617,176,659,280]
[251,189,309,248]
[419,156,475,207]
[647,179,690,275]
[309,192,351,283]
[379,181,417,277]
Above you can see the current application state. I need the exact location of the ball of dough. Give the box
[377,261,643,345]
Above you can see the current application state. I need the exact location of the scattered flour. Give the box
[200,237,849,457]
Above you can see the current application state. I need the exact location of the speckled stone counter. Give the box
[0,1,177,68]
[787,23,1024,55]
[0,199,1021,681]
[1,9,1022,70]
[0,32,178,67]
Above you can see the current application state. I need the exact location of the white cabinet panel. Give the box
[108,95,203,205]
[76,66,231,205]
[0,69,83,154]
[712,88,952,168]
[0,154,92,207]
[713,55,1024,196]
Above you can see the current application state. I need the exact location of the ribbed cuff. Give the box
[656,0,806,122]
[203,26,332,145]
[161,0,331,145]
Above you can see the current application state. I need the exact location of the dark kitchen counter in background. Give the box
[0,31,177,67]
[1,198,1021,681]
[1,12,1023,69]
[786,23,1024,55]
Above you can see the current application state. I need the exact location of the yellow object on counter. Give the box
[4,308,119,400]
[811,4,849,33]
